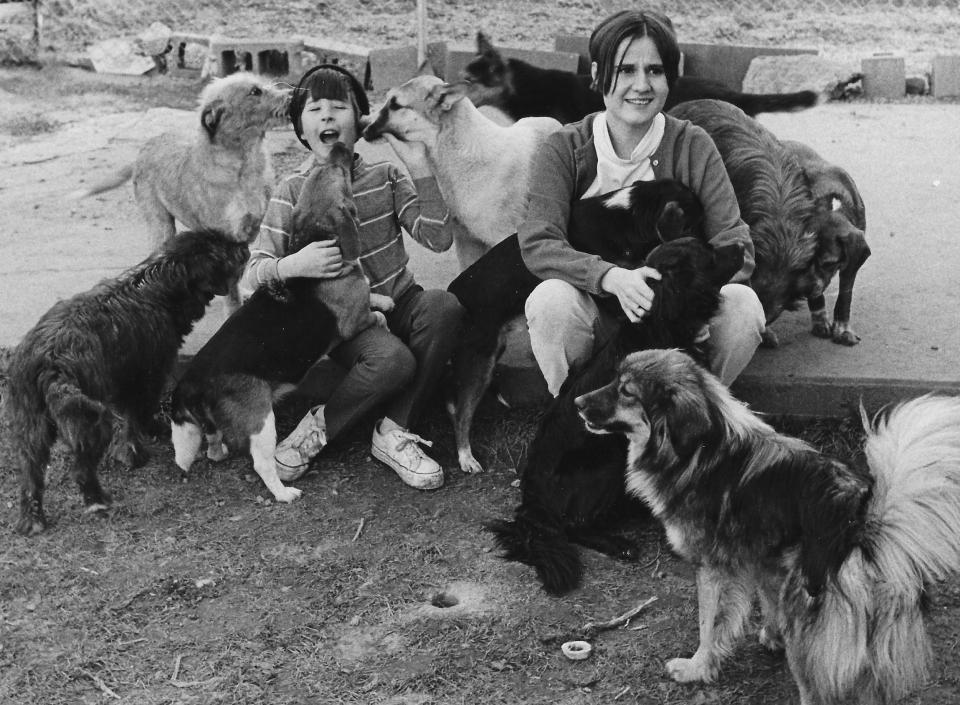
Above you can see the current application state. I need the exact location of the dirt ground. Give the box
[3,4,960,703]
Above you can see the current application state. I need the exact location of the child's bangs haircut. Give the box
[290,64,370,148]
[589,9,680,95]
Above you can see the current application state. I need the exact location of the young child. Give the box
[242,64,464,490]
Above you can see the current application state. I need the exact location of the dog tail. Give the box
[485,504,583,595]
[794,395,960,703]
[68,164,134,200]
[735,89,821,116]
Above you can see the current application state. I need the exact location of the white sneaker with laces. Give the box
[275,405,326,481]
[371,424,444,490]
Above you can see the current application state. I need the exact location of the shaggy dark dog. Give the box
[462,32,820,125]
[577,349,960,704]
[486,237,744,595]
[669,99,870,346]
[447,179,705,474]
[7,230,248,535]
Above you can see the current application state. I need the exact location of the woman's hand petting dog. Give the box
[278,240,345,279]
[600,265,662,322]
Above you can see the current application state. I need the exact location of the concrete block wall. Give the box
[180,31,956,102]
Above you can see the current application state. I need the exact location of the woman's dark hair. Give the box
[588,9,681,94]
[290,63,370,149]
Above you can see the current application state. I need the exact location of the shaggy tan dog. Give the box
[74,72,290,306]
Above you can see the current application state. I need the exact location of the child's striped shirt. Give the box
[243,153,454,302]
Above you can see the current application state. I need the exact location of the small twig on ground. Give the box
[171,654,182,683]
[118,637,146,647]
[80,669,120,700]
[613,685,631,700]
[352,517,366,542]
[582,596,658,637]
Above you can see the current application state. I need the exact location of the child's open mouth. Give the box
[319,129,341,144]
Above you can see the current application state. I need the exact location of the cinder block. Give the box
[169,32,209,73]
[554,35,591,73]
[208,36,304,77]
[862,54,905,99]
[368,45,419,91]
[932,55,960,98]
[444,45,579,82]
[300,37,371,88]
[680,43,817,90]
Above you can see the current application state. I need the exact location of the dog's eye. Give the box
[249,86,262,96]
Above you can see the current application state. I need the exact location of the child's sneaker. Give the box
[275,405,326,481]
[371,424,444,490]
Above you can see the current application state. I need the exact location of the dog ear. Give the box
[427,82,467,113]
[648,370,715,461]
[201,103,224,139]
[655,201,688,242]
[711,243,745,285]
[476,32,498,59]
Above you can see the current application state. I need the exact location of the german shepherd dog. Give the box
[170,143,390,503]
[486,238,745,595]
[462,33,820,125]
[7,230,249,535]
[669,99,870,346]
[577,348,960,705]
[447,179,705,474]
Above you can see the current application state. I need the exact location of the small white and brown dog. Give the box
[74,72,290,307]
[577,348,960,705]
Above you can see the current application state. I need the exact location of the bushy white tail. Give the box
[864,394,960,585]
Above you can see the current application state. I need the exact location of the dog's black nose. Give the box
[573,394,586,410]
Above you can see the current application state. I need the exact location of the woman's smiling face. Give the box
[596,35,669,147]
[300,96,358,156]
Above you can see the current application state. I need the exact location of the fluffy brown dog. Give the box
[781,139,870,345]
[577,348,960,705]
[669,99,870,347]
[74,72,289,307]
[7,231,249,535]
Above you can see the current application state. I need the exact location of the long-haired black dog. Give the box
[447,179,705,474]
[7,230,249,535]
[486,237,745,595]
[462,32,820,125]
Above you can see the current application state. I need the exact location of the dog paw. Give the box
[758,625,785,652]
[666,656,717,683]
[370,293,395,312]
[458,450,484,474]
[273,486,303,503]
[206,442,229,462]
[810,320,833,339]
[760,329,780,348]
[831,322,860,346]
